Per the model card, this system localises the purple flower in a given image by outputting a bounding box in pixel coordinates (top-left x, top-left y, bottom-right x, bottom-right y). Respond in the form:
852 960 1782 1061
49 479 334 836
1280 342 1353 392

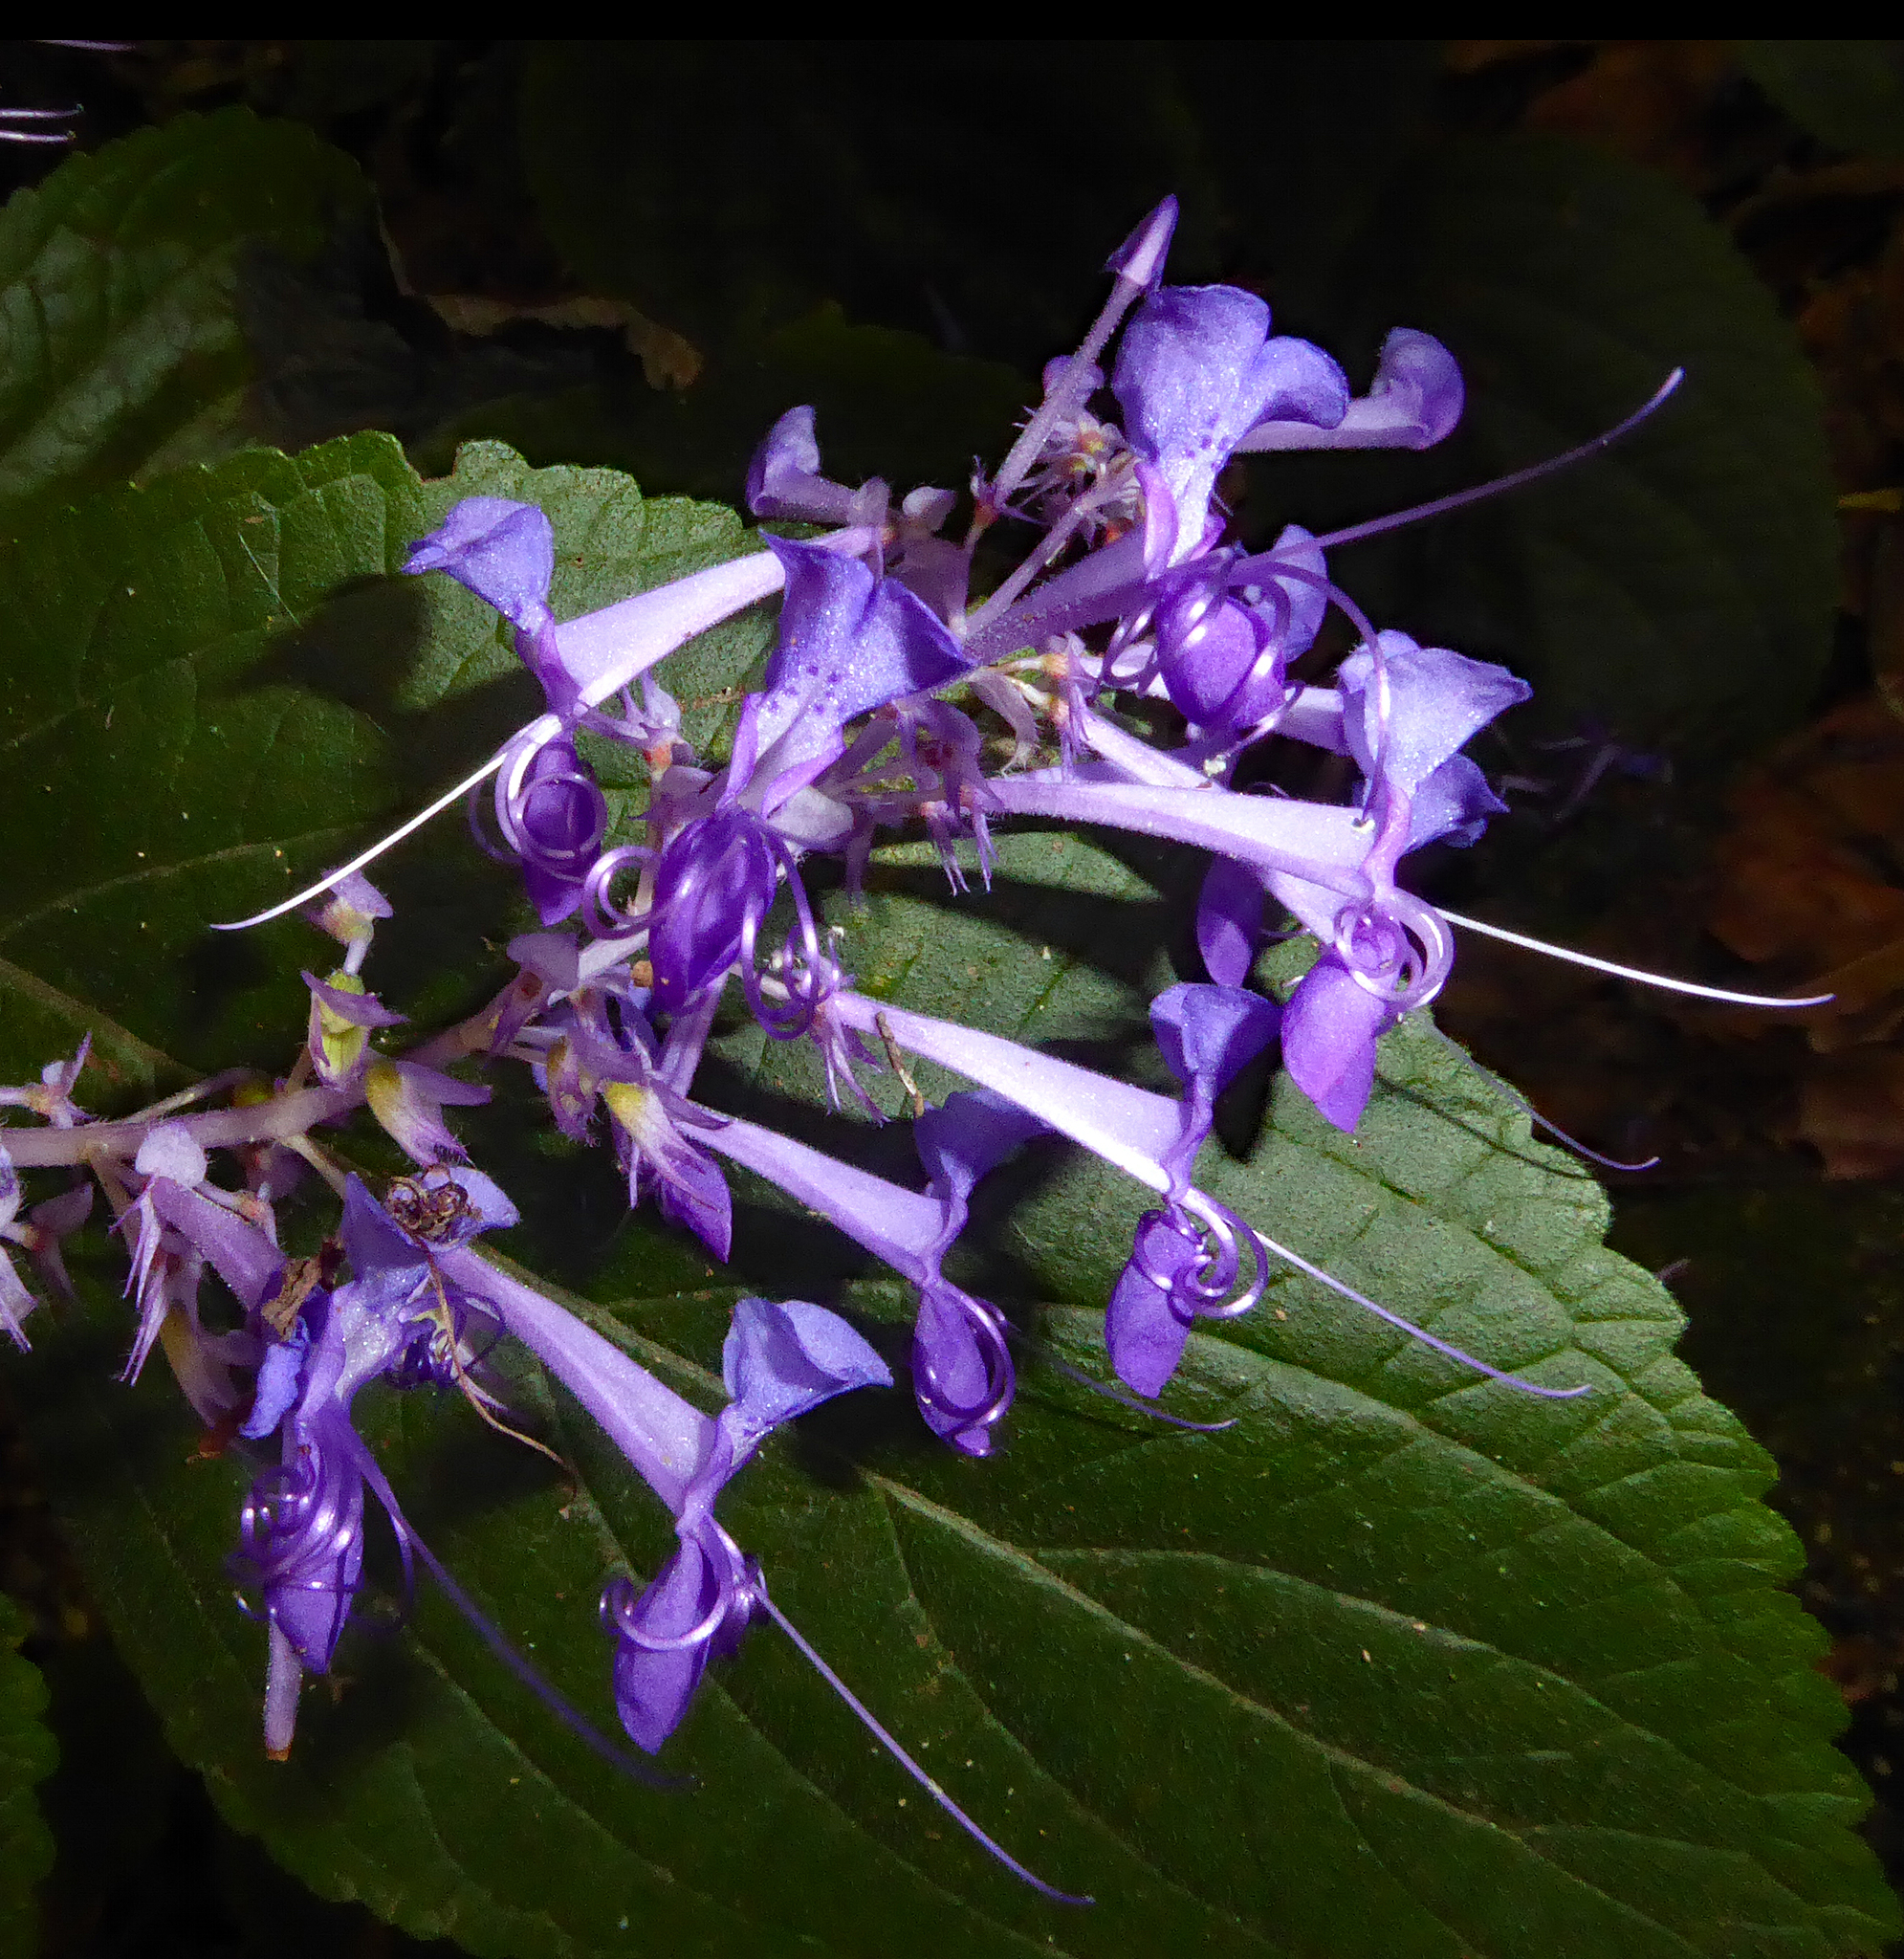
746 406 887 529
599 1068 733 1265
362 1058 491 1166
1111 285 1348 562
0 1146 93 1349
601 1296 889 1750
404 496 556 634
1267 634 1527 1134
302 969 405 1086
691 1093 1037 1454
1153 525 1326 733
0 1035 91 1128
1104 984 1279 1397
234 1167 522 1754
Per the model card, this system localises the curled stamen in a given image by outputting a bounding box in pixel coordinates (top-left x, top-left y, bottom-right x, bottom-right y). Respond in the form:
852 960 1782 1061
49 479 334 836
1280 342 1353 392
1170 1193 1266 1320
914 1289 1016 1435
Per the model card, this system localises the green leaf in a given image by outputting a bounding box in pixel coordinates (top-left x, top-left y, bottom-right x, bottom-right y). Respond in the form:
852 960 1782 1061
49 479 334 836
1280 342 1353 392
1257 135 1838 767
2 450 1890 1953
0 433 765 1096
0 107 373 539
0 1595 55 1958
1736 41 1904 160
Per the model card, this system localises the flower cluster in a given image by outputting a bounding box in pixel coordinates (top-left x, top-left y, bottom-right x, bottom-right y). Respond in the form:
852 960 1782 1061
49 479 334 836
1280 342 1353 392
0 197 1817 1900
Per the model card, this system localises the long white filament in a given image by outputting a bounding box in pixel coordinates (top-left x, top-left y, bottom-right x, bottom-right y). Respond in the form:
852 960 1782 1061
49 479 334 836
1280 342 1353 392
210 743 526 932
1442 909 1833 1008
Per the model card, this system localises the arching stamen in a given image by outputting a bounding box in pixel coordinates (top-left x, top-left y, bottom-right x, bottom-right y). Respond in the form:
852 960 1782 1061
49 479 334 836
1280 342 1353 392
1439 910 1835 1008
1311 369 1685 552
1417 1022 1659 1173
1248 1221 1591 1399
1021 1338 1237 1433
751 1580 1093 1905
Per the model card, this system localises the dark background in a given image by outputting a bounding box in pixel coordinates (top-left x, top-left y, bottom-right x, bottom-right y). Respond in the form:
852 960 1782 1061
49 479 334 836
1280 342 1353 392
4 38 1904 1956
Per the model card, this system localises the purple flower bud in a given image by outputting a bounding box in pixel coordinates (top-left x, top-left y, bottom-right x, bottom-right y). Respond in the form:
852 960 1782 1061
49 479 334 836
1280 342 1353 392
646 809 782 1014
1105 193 1179 290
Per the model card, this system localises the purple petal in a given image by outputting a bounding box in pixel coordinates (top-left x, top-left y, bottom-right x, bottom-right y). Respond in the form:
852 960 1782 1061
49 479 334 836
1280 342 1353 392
1240 327 1463 453
910 1288 1001 1457
755 539 970 773
1112 286 1347 558
912 1090 1048 1203
1149 983 1280 1101
1280 955 1393 1133
242 1337 308 1440
649 1133 733 1264
1409 754 1509 850
1105 1214 1200 1398
608 1538 719 1752
134 1120 206 1185
404 497 556 630
827 994 1181 1198
745 406 858 524
301 973 406 1029
1196 856 1267 987
721 1296 892 1439
149 1180 280 1310
1338 632 1530 801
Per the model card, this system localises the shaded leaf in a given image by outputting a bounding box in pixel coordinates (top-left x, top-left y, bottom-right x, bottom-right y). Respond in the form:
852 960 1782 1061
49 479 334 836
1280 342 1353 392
1737 42 1904 161
0 107 370 538
0 433 765 1097
0 1595 55 1958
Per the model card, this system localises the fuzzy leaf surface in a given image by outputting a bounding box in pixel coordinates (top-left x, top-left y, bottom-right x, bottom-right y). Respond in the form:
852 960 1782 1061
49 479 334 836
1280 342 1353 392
0 108 372 539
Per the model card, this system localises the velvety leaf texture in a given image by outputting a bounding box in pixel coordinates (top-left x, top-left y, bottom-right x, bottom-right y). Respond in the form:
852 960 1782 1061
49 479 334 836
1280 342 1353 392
0 447 1893 1956
0 1596 55 1958
0 107 368 539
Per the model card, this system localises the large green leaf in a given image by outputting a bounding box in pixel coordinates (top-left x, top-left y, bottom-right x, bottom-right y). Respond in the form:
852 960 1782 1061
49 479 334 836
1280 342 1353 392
0 108 371 540
1 448 1892 1955
0 1595 55 1958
